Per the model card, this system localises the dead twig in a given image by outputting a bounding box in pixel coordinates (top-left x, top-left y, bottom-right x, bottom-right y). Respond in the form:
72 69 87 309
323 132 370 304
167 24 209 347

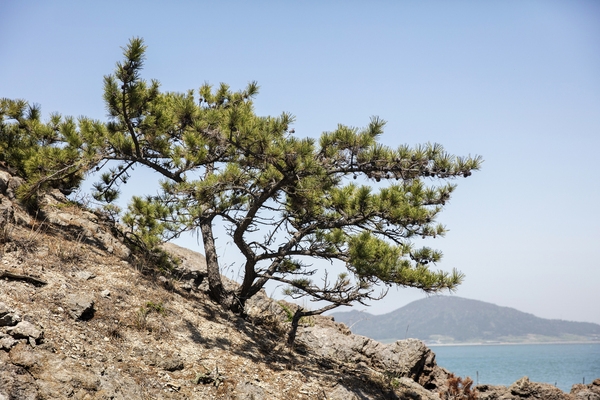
0 270 47 286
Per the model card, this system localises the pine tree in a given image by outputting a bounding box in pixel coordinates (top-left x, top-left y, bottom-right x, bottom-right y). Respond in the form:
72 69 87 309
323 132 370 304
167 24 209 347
0 98 100 204
87 38 482 345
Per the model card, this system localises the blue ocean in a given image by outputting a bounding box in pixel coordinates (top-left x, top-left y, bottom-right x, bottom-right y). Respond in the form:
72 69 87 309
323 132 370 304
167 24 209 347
429 343 600 393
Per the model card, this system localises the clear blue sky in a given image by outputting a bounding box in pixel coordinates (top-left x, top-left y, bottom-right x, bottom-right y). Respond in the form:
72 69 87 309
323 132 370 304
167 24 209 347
2 1 599 324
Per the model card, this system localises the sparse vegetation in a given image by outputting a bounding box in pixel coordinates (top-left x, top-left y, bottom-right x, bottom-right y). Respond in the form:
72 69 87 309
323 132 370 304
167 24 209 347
47 232 86 264
439 374 478 400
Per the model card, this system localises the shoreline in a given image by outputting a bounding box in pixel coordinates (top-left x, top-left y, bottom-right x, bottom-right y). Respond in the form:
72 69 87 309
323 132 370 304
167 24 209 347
427 340 600 347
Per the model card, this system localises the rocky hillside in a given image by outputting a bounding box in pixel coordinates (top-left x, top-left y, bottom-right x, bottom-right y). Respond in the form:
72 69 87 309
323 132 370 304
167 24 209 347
1 166 599 399
331 296 600 344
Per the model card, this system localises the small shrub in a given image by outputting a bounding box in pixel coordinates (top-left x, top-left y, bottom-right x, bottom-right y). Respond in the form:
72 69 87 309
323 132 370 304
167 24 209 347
134 301 167 331
439 373 478 400
108 327 123 341
144 301 166 315
277 302 315 326
278 302 294 322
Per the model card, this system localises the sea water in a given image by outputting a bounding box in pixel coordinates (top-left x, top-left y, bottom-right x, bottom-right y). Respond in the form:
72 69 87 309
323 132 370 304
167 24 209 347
429 343 600 393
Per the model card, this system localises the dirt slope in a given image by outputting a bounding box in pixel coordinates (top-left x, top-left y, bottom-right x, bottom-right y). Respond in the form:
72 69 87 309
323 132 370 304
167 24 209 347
2 167 597 400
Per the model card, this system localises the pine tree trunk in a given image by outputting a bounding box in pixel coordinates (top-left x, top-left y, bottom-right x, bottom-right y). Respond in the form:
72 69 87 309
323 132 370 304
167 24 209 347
200 220 245 314
287 308 304 348
200 220 226 304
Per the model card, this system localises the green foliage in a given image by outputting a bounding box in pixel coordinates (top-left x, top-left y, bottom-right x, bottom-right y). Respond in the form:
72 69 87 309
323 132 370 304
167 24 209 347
0 98 99 205
144 301 166 315
278 302 295 322
87 38 482 316
134 301 167 331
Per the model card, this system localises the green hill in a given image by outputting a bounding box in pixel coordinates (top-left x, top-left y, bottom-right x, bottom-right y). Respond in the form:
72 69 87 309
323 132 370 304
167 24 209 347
330 296 600 344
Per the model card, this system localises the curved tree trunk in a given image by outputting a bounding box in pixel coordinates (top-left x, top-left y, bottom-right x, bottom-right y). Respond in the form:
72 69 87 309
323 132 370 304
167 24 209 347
287 308 305 348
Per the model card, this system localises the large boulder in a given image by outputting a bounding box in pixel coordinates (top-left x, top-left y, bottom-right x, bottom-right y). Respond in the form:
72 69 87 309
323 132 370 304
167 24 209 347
296 324 434 381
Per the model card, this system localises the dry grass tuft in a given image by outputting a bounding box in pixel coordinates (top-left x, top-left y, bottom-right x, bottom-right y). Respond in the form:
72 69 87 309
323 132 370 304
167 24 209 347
440 373 478 400
127 300 172 339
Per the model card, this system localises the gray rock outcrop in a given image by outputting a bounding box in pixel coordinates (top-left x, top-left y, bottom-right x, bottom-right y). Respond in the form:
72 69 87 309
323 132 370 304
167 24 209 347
297 326 433 381
476 376 578 400
66 293 95 320
0 170 31 227
571 379 600 400
1 342 143 400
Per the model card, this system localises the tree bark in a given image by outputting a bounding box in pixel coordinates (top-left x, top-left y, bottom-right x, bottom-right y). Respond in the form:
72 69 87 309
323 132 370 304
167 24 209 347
287 308 305 348
199 220 225 304
200 220 245 314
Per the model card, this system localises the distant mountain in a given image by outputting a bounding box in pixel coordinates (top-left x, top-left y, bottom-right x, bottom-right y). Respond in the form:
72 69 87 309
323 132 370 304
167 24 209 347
330 296 600 344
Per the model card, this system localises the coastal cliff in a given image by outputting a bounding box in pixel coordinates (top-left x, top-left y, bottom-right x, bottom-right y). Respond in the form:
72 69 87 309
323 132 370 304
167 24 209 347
1 167 597 399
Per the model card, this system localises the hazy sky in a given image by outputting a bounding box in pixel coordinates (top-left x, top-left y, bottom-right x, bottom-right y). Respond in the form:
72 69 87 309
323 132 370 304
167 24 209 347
2 1 599 324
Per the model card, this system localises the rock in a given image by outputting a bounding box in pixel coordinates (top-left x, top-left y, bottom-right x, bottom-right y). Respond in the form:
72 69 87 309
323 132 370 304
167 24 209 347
234 381 266 400
6 321 43 343
95 367 146 399
0 302 21 327
510 376 570 399
8 342 41 368
393 377 440 400
0 200 15 232
158 355 184 371
66 294 95 320
0 170 24 200
160 241 207 285
38 189 130 259
0 170 10 195
100 289 110 298
419 360 452 392
0 169 31 227
571 378 600 399
75 271 95 280
149 353 184 371
477 376 573 400
157 275 172 289
476 383 509 399
0 334 17 351
0 357 39 400
572 389 600 400
246 293 299 327
11 347 104 399
327 384 361 400
181 279 194 291
296 325 432 381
